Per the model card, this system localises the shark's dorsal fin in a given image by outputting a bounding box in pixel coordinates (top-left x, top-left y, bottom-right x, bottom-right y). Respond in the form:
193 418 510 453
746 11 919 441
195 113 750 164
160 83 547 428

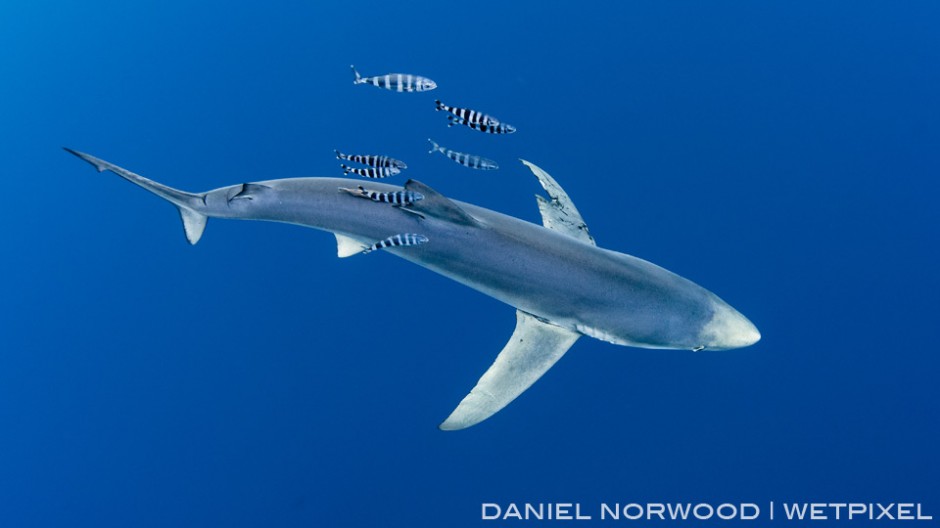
404 179 480 227
520 160 596 246
439 310 580 431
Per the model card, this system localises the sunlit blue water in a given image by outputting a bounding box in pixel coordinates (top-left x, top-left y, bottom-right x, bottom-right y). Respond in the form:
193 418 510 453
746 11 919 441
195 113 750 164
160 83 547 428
1 1 938 526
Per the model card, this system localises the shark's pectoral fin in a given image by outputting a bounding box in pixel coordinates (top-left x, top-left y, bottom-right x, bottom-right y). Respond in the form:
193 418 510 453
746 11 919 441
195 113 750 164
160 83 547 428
520 160 596 246
440 311 580 431
404 179 480 227
440 164 590 430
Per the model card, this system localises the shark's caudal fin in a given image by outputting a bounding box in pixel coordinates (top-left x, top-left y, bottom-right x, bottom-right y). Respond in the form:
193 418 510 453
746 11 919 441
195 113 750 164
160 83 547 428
178 208 208 245
63 148 208 245
440 311 580 430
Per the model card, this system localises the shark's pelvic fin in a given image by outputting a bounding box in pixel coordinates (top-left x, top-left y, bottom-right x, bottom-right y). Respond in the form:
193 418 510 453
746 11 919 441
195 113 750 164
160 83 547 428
64 148 208 245
439 310 580 431
335 232 428 256
334 233 370 258
404 179 480 227
520 159 596 246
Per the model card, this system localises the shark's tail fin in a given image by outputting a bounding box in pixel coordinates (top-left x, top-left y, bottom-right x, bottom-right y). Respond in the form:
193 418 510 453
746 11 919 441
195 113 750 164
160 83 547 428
350 65 362 84
427 138 443 154
63 148 209 245
177 208 208 245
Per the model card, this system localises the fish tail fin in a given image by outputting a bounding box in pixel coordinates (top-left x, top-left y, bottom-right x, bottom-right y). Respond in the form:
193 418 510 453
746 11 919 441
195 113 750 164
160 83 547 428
340 163 352 175
63 148 209 245
435 99 445 111
337 186 364 197
334 149 343 160
350 65 362 83
427 138 442 154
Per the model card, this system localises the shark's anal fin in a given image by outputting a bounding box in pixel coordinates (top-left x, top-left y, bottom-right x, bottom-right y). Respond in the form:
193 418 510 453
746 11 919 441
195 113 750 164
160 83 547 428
439 311 580 431
520 159 596 246
404 179 480 227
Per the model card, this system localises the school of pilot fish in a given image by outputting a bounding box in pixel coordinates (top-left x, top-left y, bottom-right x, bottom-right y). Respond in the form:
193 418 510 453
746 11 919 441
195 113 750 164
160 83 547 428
334 64 516 250
338 65 509 180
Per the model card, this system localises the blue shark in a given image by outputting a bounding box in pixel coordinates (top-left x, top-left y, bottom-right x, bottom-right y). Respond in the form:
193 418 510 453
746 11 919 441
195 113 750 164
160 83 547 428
65 148 760 430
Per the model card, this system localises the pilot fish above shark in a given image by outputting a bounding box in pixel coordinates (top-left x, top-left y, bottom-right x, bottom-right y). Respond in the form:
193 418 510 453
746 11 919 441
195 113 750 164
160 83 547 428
64 148 760 430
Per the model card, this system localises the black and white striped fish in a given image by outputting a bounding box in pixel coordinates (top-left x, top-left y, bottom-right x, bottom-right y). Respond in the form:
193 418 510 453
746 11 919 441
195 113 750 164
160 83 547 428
340 186 425 206
335 150 407 169
435 100 517 134
351 65 437 92
363 233 429 254
341 164 401 179
428 139 499 170
435 100 500 125
447 117 517 134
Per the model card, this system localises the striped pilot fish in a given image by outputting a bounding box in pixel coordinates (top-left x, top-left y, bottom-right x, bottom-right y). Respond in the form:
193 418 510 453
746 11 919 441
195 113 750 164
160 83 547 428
363 233 429 254
341 164 401 179
428 139 499 170
351 65 437 92
335 150 407 169
339 185 425 206
457 120 517 134
435 100 517 134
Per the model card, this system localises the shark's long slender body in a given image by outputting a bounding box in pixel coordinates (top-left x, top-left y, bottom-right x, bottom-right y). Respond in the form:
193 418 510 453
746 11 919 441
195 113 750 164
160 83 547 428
65 149 760 430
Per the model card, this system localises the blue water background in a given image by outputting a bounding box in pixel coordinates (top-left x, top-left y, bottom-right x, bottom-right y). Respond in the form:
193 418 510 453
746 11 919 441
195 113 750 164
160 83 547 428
1 1 938 526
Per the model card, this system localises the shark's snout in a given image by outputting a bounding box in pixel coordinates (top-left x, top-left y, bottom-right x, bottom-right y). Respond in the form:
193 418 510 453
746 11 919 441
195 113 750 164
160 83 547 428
699 299 761 350
723 313 761 349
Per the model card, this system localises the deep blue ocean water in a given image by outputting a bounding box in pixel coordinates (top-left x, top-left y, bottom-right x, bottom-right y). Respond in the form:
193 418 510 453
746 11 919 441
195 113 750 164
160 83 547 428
1 1 938 526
